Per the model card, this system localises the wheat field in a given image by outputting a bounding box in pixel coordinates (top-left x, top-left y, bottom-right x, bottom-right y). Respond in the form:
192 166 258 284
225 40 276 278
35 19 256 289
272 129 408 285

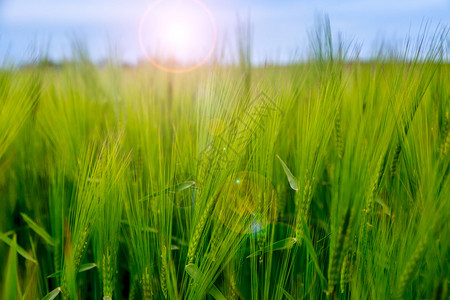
0 23 449 299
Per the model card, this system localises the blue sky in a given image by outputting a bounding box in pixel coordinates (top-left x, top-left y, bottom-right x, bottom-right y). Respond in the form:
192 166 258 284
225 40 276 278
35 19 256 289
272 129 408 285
0 0 449 65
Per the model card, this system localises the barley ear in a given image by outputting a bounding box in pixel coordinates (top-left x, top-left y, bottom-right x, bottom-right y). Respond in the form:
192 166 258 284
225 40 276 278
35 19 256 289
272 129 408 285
160 246 168 299
334 108 344 159
141 266 153 300
397 234 429 298
187 198 214 264
390 143 402 178
295 176 313 244
440 111 449 157
340 250 352 293
327 207 352 294
101 246 114 299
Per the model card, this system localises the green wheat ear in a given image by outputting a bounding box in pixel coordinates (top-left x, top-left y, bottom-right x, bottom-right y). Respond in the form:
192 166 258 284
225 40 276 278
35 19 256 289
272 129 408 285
187 198 215 265
294 176 313 244
397 234 429 299
334 108 344 159
390 143 402 178
340 250 352 293
160 246 168 299
141 266 153 300
327 207 352 295
365 156 385 215
440 111 450 157
101 246 115 298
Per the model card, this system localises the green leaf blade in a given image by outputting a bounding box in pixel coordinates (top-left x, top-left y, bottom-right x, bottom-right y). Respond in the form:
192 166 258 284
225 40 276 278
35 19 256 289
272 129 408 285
185 264 227 300
276 155 298 191
21 213 55 246
41 287 61 300
0 232 37 264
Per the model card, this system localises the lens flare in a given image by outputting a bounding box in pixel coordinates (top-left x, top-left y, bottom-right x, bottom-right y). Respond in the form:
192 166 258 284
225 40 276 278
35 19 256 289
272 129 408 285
166 22 192 49
138 0 217 73
215 171 277 235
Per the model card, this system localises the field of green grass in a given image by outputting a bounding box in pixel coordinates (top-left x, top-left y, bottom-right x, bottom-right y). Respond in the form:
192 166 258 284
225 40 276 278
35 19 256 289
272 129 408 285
0 25 449 299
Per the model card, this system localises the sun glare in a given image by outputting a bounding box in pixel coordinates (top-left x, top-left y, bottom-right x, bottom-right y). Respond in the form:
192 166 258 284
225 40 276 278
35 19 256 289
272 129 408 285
165 21 192 50
139 0 217 73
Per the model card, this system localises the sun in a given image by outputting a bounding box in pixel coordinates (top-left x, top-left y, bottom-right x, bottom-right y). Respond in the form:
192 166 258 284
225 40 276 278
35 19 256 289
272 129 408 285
138 0 217 73
165 21 193 50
